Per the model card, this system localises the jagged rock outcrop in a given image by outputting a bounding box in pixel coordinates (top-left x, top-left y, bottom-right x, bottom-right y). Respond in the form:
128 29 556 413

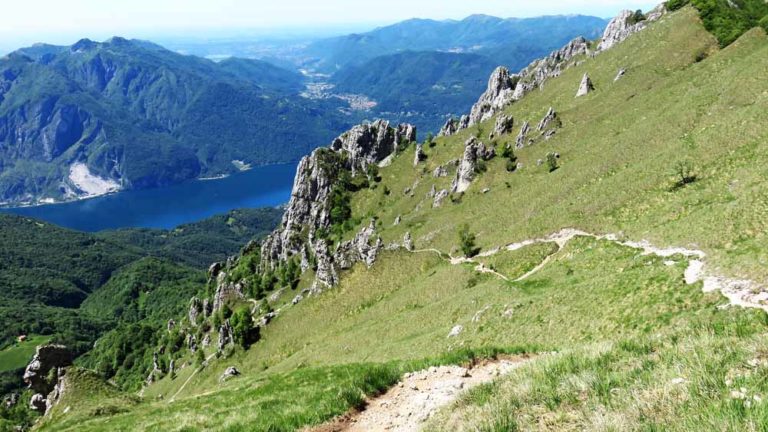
217 320 234 352
516 121 531 149
433 165 449 178
537 108 559 132
23 344 72 414
257 121 415 292
188 297 202 326
438 115 469 137
451 138 496 193
576 73 594 97
23 345 72 394
261 121 415 269
311 239 338 292
212 273 245 313
597 6 666 52
413 143 426 166
433 189 449 208
468 67 519 126
489 114 514 139
403 232 414 251
187 334 198 353
334 219 383 270
515 36 590 101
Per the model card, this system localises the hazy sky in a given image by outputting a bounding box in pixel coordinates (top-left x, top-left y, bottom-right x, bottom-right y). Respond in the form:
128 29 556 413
0 0 658 50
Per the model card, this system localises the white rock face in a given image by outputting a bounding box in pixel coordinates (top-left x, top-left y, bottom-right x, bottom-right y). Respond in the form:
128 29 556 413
576 73 594 97
68 163 120 197
468 66 518 126
598 10 646 51
451 137 496 194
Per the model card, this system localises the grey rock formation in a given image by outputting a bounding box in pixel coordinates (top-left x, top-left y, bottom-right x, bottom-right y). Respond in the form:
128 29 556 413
23 345 72 394
576 73 594 97
537 108 559 132
167 319 176 332
427 184 437 198
516 121 531 149
413 143 426 166
403 232 414 252
451 137 496 193
489 114 514 139
220 367 240 381
447 325 463 338
30 393 47 413
217 320 234 352
202 334 211 348
433 189 449 208
597 8 662 51
394 215 401 226
188 297 202 327
261 121 415 284
311 240 338 292
292 294 303 305
438 115 470 137
433 165 449 178
514 36 590 101
212 273 245 313
335 219 382 270
614 68 627 82
187 334 198 353
468 67 518 126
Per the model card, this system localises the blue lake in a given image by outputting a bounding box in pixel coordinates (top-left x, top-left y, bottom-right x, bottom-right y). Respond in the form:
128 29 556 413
0 163 297 232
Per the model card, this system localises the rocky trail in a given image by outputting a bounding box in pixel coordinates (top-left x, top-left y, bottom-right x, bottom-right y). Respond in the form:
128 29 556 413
415 228 768 313
309 356 532 432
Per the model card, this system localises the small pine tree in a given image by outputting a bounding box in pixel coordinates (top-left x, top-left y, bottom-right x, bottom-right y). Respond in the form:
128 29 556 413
458 224 479 258
546 152 559 172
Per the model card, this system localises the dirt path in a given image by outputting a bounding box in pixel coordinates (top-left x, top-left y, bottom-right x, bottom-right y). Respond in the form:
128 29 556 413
309 356 531 432
415 228 768 313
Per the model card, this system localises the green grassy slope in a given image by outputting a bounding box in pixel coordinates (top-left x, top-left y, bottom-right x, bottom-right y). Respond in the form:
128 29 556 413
0 336 50 373
34 7 768 432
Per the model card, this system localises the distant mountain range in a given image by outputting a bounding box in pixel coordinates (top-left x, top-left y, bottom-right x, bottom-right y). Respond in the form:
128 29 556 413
301 14 608 73
0 14 609 205
0 37 347 205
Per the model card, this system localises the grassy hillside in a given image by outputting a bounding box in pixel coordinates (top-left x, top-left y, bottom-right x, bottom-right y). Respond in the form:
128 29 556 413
32 6 768 432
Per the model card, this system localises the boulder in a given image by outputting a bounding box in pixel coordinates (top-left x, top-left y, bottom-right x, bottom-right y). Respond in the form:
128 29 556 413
220 367 240 382
30 393 47 413
447 325 463 338
576 73 594 97
614 68 627 82
167 319 176 332
394 215 401 226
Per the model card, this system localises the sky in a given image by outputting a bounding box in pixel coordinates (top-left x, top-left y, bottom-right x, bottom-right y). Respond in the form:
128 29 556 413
0 0 659 51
